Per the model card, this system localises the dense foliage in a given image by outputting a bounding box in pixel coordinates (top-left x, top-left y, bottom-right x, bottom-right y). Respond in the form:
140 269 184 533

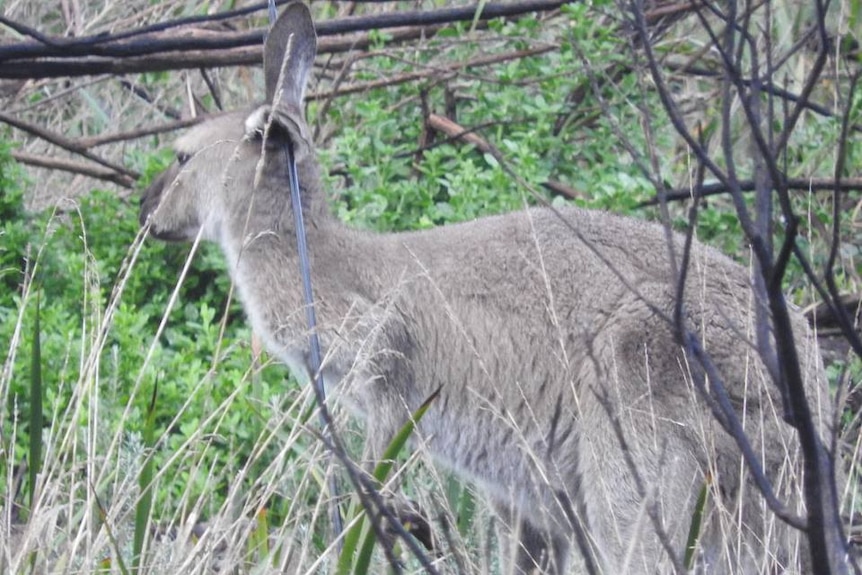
0 146 305 521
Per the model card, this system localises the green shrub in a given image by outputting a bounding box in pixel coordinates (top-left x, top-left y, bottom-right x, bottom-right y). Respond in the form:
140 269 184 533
0 149 304 524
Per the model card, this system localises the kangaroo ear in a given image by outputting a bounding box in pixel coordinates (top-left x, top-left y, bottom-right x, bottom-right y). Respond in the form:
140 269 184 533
263 2 316 117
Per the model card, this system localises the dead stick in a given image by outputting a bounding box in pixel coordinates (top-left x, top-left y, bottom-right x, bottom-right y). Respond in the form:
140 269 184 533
0 111 138 178
0 0 570 62
427 113 493 153
0 24 449 79
639 177 862 205
12 151 135 188
307 45 556 100
78 116 205 148
427 113 582 200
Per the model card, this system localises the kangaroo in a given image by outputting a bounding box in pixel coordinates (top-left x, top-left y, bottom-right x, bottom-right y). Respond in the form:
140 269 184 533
139 3 836 573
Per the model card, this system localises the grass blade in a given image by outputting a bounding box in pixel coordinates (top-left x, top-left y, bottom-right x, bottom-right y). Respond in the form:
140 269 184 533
684 472 710 568
28 291 42 510
249 507 270 564
133 379 158 573
91 481 130 575
341 387 440 575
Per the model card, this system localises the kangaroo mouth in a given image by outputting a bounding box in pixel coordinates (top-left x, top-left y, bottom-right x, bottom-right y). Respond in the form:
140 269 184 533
139 166 192 242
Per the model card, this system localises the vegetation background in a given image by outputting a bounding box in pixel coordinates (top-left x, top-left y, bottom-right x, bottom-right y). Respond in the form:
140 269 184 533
0 0 859 572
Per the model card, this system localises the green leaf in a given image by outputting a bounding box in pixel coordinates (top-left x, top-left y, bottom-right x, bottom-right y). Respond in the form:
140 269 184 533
336 387 440 574
684 473 710 568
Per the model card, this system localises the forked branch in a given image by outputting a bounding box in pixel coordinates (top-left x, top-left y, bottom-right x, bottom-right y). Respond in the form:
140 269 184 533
630 0 855 570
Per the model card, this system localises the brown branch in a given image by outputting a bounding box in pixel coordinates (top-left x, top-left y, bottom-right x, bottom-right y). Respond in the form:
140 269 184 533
663 60 859 130
0 25 458 79
638 177 862 206
0 0 573 79
0 47 256 80
0 111 138 179
427 113 493 153
3 111 200 187
644 1 698 20
541 180 584 201
77 116 205 148
307 44 556 100
426 113 584 201
11 151 135 188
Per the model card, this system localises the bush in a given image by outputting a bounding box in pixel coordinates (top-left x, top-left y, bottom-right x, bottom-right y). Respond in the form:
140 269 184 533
0 147 304 525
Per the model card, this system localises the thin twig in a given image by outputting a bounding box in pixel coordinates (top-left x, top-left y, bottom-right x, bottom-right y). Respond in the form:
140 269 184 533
822 70 862 360
425 113 583 200
629 0 810 531
10 151 135 188
638 177 862 206
0 110 138 179
0 0 572 66
78 116 205 148
306 45 556 101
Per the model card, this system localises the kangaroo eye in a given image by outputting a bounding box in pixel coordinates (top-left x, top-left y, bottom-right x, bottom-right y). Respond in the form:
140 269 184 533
176 152 191 166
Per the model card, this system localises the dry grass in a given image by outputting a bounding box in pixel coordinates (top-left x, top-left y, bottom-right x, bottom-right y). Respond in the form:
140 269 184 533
1 0 859 573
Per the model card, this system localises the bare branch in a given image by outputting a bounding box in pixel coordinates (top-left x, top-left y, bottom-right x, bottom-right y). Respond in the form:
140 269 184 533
307 45 558 101
77 116 205 148
0 0 573 79
0 110 138 179
11 151 135 188
821 71 862 360
638 177 862 206
425 113 583 201
629 0 854 570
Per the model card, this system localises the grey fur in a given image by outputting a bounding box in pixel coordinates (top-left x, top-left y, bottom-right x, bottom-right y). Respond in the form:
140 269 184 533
139 3 834 573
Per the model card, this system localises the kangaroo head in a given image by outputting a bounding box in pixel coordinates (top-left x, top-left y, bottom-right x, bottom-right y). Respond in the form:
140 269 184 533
139 2 319 243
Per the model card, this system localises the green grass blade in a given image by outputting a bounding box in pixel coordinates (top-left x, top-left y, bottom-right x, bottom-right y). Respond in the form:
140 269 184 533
349 387 441 574
249 507 270 563
335 500 366 575
91 481 130 575
684 473 710 569
455 482 475 536
373 387 440 484
133 379 158 573
350 516 377 575
28 291 42 510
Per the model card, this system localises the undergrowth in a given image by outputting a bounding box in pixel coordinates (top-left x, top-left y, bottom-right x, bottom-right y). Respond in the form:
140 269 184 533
0 2 859 573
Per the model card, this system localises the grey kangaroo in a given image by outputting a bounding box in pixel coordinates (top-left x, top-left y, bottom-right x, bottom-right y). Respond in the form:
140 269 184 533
139 3 836 573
